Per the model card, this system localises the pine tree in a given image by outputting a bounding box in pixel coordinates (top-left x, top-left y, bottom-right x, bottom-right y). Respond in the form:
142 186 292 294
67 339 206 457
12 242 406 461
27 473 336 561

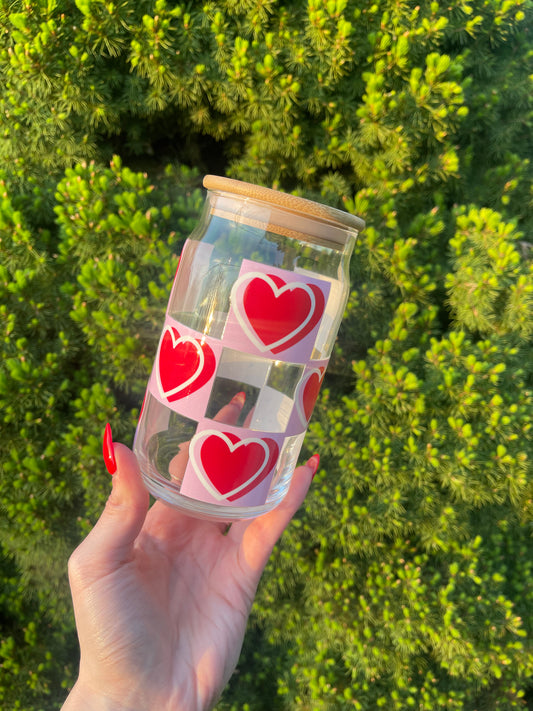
0 0 531 708
0 160 203 708
248 207 532 709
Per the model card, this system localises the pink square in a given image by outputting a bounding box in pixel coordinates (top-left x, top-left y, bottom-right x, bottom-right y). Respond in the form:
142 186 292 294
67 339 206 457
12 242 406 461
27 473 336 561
180 419 285 507
223 260 331 363
148 317 222 422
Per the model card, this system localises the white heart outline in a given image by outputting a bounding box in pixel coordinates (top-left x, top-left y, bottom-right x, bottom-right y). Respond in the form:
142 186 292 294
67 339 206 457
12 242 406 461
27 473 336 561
230 271 318 353
295 367 325 428
189 429 271 501
156 325 206 401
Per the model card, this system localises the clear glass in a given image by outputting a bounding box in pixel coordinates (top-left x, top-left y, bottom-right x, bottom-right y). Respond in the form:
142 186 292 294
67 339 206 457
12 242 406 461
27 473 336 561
169 197 352 356
133 185 360 521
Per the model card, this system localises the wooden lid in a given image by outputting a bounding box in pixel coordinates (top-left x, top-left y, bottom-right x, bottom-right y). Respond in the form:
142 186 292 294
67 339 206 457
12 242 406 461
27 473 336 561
203 175 365 240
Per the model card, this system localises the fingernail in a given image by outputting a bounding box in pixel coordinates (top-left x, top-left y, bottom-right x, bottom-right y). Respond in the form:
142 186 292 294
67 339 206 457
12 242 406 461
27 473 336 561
231 391 246 407
103 423 117 475
307 453 320 479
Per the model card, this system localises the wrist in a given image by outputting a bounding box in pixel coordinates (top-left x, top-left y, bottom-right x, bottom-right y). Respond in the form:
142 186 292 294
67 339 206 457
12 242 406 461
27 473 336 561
61 680 209 711
61 681 143 711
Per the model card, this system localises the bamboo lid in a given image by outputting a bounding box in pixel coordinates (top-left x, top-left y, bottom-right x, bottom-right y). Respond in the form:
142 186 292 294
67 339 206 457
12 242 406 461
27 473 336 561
203 175 365 245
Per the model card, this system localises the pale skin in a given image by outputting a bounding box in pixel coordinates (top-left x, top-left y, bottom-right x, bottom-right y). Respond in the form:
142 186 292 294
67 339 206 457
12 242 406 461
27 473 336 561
63 394 318 711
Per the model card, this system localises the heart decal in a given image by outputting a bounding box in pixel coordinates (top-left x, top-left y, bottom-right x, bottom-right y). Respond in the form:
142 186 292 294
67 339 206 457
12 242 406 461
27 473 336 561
231 272 325 354
295 367 325 427
156 325 216 402
190 430 279 501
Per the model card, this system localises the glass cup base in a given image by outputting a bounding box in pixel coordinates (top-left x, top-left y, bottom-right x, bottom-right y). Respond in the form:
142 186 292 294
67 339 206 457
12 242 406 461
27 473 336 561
136 448 287 522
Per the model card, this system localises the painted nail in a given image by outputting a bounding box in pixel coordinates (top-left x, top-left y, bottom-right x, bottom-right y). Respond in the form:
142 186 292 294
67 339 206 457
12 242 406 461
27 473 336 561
103 423 117 475
307 453 320 479
231 391 246 408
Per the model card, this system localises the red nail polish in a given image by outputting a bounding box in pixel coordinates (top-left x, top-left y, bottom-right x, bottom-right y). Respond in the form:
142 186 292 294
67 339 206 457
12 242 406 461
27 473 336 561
103 423 117 475
307 453 320 478
231 391 246 407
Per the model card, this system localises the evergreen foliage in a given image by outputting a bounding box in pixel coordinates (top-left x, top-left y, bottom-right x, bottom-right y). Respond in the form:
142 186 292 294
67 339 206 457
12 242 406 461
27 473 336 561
0 0 531 708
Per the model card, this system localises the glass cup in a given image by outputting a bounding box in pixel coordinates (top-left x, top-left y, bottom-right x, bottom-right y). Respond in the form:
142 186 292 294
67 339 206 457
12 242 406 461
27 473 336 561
133 175 364 521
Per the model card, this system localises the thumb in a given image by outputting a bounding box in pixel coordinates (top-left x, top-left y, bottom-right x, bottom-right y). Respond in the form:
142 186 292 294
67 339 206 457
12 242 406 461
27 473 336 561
69 426 150 588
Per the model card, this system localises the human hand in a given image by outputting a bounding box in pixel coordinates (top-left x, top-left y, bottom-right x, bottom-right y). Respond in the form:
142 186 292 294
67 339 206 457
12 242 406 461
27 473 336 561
62 395 319 711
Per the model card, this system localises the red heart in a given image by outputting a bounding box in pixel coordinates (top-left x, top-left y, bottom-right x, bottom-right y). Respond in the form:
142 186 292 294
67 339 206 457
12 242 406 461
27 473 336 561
157 326 216 402
193 431 279 501
296 367 325 427
303 369 325 421
240 274 325 354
